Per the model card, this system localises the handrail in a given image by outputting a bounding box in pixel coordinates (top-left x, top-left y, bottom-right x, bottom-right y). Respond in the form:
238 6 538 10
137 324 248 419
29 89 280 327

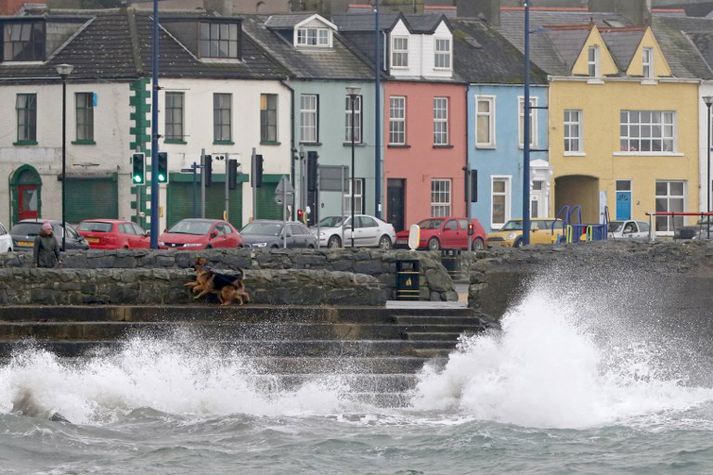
644 211 713 242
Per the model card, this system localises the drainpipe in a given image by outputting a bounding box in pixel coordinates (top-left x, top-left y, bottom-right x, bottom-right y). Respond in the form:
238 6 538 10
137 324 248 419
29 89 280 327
465 84 472 251
281 79 296 220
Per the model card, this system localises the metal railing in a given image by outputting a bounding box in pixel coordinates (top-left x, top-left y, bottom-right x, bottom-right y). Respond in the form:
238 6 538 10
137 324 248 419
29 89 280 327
644 211 713 242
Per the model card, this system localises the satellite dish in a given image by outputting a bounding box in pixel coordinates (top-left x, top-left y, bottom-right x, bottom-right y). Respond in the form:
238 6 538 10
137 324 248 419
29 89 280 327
408 224 420 251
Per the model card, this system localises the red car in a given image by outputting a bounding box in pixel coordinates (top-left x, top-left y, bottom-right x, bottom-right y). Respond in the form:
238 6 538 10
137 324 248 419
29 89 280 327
77 219 150 249
158 218 242 249
395 217 487 250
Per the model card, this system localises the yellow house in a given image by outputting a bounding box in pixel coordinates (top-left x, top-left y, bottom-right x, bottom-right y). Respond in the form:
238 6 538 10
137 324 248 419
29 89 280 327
547 24 700 234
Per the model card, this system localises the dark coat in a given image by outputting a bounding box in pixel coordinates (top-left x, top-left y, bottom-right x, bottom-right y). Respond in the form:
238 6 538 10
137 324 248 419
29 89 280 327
33 234 61 268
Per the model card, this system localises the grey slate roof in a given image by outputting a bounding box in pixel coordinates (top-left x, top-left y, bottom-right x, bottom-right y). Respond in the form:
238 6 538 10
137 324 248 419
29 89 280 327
451 18 547 84
331 13 448 34
651 15 713 79
0 9 289 83
600 29 646 71
264 13 314 29
241 14 375 81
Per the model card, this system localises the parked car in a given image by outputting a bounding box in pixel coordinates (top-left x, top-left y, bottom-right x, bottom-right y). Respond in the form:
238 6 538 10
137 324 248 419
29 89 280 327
395 217 487 250
487 219 563 248
0 221 13 253
10 219 89 252
312 215 396 249
240 220 317 249
77 219 150 249
158 218 242 249
674 217 713 240
608 220 649 240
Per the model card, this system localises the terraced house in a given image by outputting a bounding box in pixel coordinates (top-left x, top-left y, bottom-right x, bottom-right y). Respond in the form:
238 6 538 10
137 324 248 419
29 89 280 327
498 4 713 234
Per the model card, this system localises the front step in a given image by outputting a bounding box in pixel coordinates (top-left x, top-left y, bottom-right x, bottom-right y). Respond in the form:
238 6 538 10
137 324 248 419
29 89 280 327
240 374 418 393
404 332 468 342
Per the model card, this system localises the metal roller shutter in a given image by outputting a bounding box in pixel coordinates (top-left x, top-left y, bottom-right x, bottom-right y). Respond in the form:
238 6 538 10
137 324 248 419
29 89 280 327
255 182 282 220
64 176 118 223
167 181 243 230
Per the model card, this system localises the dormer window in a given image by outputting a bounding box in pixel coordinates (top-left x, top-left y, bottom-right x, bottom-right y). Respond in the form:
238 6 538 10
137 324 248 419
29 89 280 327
642 47 653 79
434 38 451 69
587 45 599 77
391 36 408 68
199 22 238 59
3 21 45 62
296 27 330 47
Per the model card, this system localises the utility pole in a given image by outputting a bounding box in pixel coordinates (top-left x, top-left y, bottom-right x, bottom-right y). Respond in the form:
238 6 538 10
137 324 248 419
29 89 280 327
522 1 532 246
149 0 160 248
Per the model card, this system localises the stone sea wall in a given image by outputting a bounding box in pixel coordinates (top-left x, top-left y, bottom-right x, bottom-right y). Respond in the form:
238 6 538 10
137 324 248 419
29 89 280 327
0 249 457 305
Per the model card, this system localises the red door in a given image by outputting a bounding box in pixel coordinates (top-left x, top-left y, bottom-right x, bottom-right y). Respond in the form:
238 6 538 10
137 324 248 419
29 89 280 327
18 185 39 220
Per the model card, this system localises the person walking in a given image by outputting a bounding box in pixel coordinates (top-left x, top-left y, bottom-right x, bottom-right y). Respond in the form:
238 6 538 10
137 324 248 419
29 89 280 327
33 222 61 268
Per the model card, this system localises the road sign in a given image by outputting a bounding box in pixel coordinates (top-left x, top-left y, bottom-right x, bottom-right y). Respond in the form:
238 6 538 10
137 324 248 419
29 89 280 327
274 176 295 206
319 165 349 192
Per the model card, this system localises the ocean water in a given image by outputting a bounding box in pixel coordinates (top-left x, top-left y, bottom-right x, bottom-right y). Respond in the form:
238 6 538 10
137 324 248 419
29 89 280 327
3 278 713 474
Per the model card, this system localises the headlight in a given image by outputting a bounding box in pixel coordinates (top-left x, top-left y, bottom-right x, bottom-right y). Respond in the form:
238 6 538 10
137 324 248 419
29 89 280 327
506 232 518 240
183 243 203 247
252 242 267 248
319 232 326 238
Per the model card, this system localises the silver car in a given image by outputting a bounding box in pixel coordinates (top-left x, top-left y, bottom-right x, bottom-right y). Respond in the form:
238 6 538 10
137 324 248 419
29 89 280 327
312 215 395 249
240 220 317 249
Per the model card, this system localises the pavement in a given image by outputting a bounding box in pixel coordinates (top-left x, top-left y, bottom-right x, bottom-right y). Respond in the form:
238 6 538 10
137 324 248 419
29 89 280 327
386 283 469 309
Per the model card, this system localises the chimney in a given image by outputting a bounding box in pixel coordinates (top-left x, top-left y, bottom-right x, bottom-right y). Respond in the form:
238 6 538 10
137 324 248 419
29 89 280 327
588 0 651 26
458 0 500 25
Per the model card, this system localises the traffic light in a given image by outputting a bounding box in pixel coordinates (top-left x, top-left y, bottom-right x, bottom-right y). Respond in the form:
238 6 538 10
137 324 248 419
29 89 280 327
131 153 145 185
307 151 318 192
157 152 168 184
204 154 212 187
254 154 264 188
228 159 239 190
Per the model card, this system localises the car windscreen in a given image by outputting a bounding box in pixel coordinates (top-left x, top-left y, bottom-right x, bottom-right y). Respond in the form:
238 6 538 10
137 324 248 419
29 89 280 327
168 220 213 235
10 223 42 236
318 216 346 227
500 221 523 231
417 219 444 230
608 222 624 232
78 222 113 232
241 223 282 236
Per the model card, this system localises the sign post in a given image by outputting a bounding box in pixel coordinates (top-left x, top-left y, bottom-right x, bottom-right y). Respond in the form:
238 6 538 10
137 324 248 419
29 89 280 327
275 176 295 249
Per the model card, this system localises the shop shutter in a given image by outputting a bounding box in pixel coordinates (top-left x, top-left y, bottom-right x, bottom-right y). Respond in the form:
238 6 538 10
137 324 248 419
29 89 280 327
255 182 283 220
64 176 118 223
167 181 243 230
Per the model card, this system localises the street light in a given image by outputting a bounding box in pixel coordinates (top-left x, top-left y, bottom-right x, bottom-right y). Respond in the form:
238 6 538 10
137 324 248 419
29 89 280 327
346 86 361 248
704 95 713 238
56 63 74 251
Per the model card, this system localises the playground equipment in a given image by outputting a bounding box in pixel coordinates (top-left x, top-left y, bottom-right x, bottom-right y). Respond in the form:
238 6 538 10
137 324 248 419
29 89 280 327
553 205 609 244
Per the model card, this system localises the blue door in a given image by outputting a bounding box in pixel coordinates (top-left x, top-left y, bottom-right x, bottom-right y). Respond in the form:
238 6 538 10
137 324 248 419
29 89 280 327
616 191 631 220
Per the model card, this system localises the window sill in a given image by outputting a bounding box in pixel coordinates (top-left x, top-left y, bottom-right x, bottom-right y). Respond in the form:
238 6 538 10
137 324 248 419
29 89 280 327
71 139 96 145
13 140 37 146
517 145 538 150
613 152 683 157
342 142 366 147
213 140 235 145
164 139 187 145
587 78 604 85
641 79 657 85
433 144 454 149
476 144 496 150
299 141 322 146
564 152 586 157
260 140 281 146
388 144 411 149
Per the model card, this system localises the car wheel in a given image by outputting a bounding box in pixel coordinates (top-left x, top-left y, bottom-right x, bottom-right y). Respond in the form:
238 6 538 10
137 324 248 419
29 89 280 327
428 237 440 251
206 245 213 249
378 235 393 250
327 235 342 248
514 238 524 248
472 237 485 250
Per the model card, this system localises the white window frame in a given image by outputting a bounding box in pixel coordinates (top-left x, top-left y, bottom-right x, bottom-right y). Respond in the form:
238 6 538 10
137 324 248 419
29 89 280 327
433 97 449 146
431 179 452 217
344 94 362 143
475 95 495 148
296 27 331 47
588 45 600 77
389 96 406 145
434 38 451 70
299 94 318 143
518 96 537 149
655 180 685 234
642 47 653 79
619 110 676 154
564 109 583 154
491 176 511 229
391 36 409 68
343 178 365 214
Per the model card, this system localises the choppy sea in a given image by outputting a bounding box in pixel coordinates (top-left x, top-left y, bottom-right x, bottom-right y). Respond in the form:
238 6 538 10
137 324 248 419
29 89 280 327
3 276 713 474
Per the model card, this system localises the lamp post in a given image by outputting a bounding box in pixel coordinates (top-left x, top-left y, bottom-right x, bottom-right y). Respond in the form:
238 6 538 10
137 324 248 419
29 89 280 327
704 95 713 239
522 1 531 246
56 63 74 251
347 86 361 248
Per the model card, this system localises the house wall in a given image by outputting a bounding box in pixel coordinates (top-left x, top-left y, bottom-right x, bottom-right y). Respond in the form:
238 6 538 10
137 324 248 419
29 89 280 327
549 79 700 229
0 81 133 227
467 84 549 231
290 79 376 220
384 80 467 229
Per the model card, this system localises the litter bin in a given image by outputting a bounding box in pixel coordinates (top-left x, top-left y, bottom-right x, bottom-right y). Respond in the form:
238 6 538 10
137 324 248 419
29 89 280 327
440 249 461 275
395 259 420 300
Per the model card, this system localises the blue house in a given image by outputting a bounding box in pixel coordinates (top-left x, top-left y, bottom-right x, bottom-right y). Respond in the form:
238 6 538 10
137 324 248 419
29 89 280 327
452 19 549 231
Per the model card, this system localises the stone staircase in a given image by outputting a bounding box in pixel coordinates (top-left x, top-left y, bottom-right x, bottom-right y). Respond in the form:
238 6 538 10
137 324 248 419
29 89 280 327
0 305 497 407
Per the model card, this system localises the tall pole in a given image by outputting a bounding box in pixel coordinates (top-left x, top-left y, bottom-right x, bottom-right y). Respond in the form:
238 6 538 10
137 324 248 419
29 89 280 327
224 155 230 222
705 98 713 238
149 0 160 248
351 94 356 248
61 76 67 251
522 1 531 246
374 0 382 219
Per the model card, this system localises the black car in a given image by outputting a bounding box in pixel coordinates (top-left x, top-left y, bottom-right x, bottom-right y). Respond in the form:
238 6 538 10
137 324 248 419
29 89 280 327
674 217 713 240
240 220 317 249
10 220 90 252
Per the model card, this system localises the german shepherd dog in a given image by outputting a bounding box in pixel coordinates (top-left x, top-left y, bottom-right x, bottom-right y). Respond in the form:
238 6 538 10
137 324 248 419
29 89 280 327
185 257 250 305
